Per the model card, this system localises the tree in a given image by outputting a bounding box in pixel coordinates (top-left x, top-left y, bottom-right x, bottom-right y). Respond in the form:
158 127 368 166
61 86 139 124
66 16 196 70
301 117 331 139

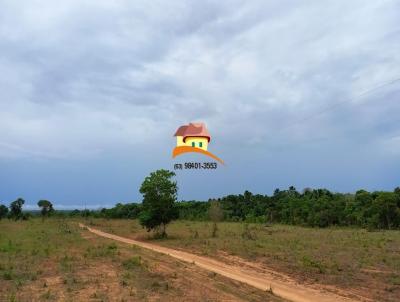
37 200 54 218
354 190 373 226
369 192 400 229
208 200 224 237
0 204 8 220
9 198 25 220
139 169 178 237
102 203 142 219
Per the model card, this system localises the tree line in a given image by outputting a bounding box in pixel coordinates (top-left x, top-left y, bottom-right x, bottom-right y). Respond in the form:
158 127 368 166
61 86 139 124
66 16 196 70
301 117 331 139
213 187 400 229
0 198 54 220
1 171 399 230
174 186 400 229
66 185 400 230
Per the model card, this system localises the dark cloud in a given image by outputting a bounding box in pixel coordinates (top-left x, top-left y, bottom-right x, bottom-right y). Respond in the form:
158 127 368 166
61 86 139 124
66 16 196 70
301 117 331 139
0 0 399 205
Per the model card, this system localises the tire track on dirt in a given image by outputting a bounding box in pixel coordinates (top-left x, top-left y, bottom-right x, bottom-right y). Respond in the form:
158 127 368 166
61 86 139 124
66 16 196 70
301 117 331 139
79 223 363 302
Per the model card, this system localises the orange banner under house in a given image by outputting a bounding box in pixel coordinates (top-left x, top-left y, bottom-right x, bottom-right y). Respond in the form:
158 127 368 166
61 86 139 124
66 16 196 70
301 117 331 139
172 146 224 165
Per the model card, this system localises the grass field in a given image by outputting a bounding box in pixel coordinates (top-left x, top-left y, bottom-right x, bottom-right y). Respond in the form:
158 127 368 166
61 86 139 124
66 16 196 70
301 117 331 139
90 219 400 302
0 218 283 302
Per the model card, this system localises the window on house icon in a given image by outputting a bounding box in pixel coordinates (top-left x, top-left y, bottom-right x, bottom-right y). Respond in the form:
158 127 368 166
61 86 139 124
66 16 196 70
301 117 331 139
191 142 195 147
199 142 203 148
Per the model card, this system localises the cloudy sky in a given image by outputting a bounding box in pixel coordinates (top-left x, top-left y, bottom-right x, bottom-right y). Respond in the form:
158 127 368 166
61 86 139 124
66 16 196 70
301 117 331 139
0 0 399 209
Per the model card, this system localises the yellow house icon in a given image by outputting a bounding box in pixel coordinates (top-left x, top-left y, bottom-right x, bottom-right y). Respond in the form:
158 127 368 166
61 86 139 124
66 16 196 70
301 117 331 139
174 122 211 151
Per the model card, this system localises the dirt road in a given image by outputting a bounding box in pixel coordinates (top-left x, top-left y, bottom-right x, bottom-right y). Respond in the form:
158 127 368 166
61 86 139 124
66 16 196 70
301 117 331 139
80 224 363 302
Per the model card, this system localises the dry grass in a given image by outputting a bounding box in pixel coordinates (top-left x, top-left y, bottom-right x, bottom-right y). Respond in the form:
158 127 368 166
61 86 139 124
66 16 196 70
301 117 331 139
0 218 283 302
91 219 400 302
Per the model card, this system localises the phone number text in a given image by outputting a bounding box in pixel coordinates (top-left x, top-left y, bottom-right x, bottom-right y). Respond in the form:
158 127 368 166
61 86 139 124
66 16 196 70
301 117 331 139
174 162 218 170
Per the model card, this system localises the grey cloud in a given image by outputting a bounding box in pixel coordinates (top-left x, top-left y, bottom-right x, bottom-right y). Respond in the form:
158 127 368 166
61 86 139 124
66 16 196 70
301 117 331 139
0 0 399 161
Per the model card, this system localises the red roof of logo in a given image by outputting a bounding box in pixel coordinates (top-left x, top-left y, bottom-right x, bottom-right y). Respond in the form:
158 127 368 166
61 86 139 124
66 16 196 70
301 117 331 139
174 123 211 142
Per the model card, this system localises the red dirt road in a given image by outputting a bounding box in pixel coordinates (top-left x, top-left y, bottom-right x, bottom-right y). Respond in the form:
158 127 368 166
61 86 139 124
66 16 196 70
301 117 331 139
80 224 364 302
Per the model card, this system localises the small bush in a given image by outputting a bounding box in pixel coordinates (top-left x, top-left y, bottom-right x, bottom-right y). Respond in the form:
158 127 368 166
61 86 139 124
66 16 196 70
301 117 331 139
85 244 118 258
241 224 257 240
301 256 326 273
107 243 118 250
3 271 13 280
123 256 142 269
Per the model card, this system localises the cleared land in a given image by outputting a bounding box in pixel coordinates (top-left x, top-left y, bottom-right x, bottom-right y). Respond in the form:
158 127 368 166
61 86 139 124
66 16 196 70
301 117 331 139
0 219 283 301
89 219 400 302
82 223 357 302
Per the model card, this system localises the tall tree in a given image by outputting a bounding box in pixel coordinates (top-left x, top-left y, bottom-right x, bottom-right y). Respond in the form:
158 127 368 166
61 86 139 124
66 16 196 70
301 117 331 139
37 200 54 218
139 169 178 237
369 192 400 229
9 198 25 220
0 204 8 220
